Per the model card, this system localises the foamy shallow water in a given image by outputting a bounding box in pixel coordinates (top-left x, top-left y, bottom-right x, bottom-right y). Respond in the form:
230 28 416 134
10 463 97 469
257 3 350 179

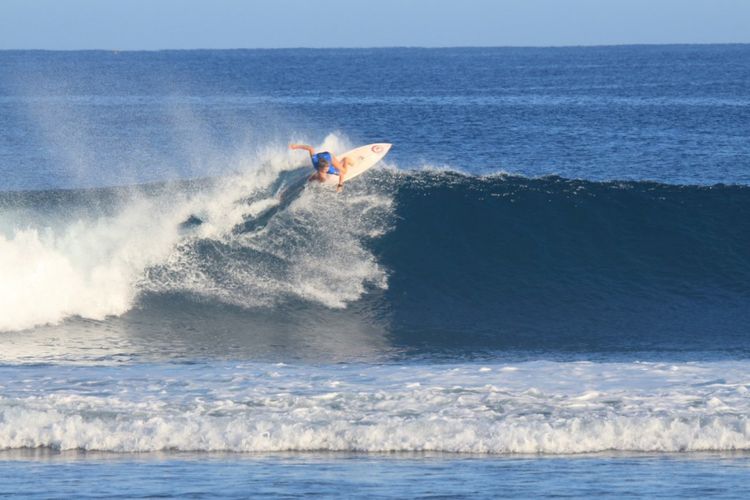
2 360 749 454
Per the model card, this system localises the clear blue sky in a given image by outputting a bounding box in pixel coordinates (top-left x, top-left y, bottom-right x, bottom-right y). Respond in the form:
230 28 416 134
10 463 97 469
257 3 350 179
1 0 749 50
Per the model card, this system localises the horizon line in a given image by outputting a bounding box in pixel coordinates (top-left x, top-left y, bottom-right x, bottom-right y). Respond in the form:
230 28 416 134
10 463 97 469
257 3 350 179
1 42 750 53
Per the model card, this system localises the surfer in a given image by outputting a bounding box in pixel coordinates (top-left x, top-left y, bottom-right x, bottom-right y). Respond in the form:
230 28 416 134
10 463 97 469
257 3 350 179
289 144 351 192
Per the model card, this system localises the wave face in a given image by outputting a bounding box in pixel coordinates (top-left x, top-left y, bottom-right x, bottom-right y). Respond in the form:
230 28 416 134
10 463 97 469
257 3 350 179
2 162 750 358
374 172 750 356
1 360 749 454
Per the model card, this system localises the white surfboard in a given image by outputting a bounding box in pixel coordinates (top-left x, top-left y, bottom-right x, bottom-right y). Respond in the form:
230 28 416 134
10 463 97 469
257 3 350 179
322 143 392 185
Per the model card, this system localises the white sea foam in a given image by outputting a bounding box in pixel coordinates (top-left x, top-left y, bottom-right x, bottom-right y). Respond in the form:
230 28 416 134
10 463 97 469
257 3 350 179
141 138 391 310
0 197 182 331
0 133 391 331
1 361 749 454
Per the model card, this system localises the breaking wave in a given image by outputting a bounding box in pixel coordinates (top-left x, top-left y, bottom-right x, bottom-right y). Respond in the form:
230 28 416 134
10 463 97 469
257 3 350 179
1 144 749 357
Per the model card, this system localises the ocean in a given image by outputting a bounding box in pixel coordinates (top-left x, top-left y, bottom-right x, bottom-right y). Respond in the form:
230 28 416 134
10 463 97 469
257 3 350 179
1 45 749 498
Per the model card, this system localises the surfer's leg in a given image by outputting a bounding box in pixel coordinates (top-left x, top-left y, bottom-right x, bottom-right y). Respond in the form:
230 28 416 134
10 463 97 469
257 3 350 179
339 157 351 174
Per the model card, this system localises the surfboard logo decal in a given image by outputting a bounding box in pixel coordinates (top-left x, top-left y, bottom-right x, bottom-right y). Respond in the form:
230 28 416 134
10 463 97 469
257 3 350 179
371 145 383 153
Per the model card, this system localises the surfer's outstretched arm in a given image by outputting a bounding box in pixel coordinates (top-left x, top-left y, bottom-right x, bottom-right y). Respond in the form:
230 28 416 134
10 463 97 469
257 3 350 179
289 144 315 157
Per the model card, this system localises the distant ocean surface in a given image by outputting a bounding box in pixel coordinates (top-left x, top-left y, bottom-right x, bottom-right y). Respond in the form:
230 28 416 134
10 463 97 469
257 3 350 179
1 46 749 498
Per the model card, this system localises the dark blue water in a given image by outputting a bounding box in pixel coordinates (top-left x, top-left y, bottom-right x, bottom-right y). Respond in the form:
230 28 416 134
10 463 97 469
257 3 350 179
1 46 750 498
2 46 749 190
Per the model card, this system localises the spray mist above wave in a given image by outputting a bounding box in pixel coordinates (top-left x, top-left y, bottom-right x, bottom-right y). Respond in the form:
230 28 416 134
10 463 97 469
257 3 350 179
0 133 393 332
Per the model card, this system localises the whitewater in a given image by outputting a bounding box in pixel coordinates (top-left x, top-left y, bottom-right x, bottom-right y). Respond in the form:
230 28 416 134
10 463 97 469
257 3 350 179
0 134 392 332
2 361 749 454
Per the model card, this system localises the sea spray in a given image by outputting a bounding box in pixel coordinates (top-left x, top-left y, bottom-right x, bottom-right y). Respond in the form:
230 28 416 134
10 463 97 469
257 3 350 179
0 134 395 331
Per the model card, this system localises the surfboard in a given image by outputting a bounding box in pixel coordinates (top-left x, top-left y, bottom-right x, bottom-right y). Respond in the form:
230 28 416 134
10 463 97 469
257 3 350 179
322 143 392 185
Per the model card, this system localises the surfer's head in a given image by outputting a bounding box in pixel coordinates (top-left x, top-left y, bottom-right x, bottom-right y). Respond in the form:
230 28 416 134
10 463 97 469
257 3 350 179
317 158 329 172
